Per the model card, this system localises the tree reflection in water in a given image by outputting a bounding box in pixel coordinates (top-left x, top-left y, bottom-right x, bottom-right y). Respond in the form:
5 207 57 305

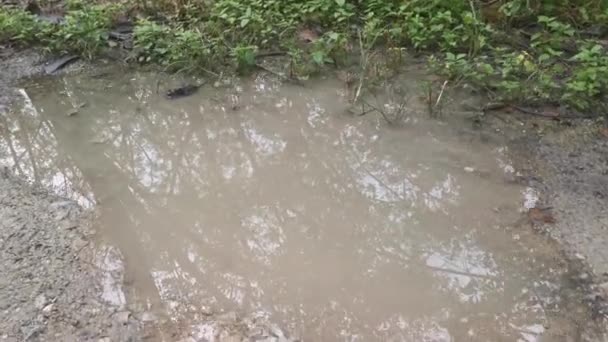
0 71 599 341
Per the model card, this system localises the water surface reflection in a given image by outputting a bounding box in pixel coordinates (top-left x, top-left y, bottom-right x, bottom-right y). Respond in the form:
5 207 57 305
0 71 594 341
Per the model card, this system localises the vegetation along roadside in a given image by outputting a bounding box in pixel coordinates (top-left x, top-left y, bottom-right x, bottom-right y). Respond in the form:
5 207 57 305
1 0 608 115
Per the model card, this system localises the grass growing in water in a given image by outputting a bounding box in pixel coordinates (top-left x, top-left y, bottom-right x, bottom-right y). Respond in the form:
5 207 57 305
1 0 608 114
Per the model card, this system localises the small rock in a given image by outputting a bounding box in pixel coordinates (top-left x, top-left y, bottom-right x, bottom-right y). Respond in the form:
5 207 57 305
50 200 73 208
23 325 44 340
248 327 267 338
220 335 243 342
176 338 196 342
123 40 133 49
60 220 78 230
67 108 79 116
34 294 47 309
269 325 286 338
141 311 157 322
599 282 608 297
71 237 88 250
114 311 130 324
200 305 213 315
464 166 475 173
217 311 238 324
98 338 111 342
258 338 278 342
42 304 54 314
54 210 70 221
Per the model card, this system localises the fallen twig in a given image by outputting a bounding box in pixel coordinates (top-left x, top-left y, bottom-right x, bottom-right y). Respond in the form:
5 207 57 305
434 80 448 108
255 63 303 85
510 105 594 119
510 105 559 118
360 98 393 124
424 264 495 279
481 102 595 119
352 29 366 105
346 105 376 116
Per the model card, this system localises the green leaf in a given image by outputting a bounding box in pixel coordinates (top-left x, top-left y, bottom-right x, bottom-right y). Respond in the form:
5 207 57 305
539 53 551 63
328 32 339 40
312 50 326 65
335 0 345 6
240 18 250 27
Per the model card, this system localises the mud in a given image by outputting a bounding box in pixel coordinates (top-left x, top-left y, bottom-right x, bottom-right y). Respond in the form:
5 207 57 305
1 47 608 341
0 51 149 341
536 126 608 277
477 111 608 278
0 170 144 341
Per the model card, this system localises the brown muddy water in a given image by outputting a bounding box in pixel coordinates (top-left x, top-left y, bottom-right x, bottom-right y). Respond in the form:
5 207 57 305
0 69 602 341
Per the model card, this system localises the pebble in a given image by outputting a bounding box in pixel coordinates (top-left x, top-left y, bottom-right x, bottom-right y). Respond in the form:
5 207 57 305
114 311 130 324
269 325 287 339
176 338 196 342
599 282 608 297
257 338 278 342
71 238 88 250
42 304 54 314
217 311 238 324
220 334 243 342
49 200 74 211
34 294 47 309
60 220 78 230
141 311 157 322
54 210 70 221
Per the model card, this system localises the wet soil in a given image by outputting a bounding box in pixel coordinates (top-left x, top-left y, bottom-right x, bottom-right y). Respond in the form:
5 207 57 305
0 170 144 341
1 48 607 341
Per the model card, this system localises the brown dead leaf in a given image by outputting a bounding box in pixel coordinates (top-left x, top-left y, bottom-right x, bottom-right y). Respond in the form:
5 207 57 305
599 127 608 139
480 1 504 24
528 207 556 224
297 28 319 43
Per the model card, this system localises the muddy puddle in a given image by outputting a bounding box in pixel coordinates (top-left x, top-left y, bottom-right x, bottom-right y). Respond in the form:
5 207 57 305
0 69 603 341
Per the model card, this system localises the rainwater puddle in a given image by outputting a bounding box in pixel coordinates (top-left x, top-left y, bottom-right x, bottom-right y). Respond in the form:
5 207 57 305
0 70 597 341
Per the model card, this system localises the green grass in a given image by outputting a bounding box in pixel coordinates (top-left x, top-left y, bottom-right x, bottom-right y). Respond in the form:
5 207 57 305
1 0 608 114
